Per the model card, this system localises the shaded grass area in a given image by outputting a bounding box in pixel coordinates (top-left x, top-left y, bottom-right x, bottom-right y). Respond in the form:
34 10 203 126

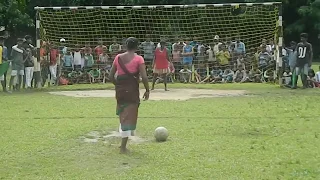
1 84 320 179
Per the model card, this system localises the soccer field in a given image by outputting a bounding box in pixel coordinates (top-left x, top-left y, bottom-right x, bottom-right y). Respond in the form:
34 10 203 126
1 83 320 180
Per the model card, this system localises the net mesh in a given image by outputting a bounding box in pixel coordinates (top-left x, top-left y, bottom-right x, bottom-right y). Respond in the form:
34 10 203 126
38 4 279 83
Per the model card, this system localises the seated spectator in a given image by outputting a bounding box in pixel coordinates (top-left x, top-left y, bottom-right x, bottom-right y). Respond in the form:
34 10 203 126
222 68 234 83
307 68 317 88
88 68 100 84
233 66 246 83
84 53 94 70
100 68 108 83
68 70 83 84
194 61 208 83
263 69 276 83
282 68 292 87
206 46 215 66
229 44 238 70
179 65 192 83
315 66 320 84
216 43 230 69
237 54 245 70
62 49 74 71
209 64 223 83
168 62 175 83
98 46 109 67
249 68 262 83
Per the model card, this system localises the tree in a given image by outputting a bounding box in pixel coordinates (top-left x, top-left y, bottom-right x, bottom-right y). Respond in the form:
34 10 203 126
0 0 33 37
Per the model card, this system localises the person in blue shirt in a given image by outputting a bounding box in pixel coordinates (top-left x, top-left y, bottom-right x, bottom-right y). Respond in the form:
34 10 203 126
63 49 74 71
0 36 8 92
182 38 194 68
235 36 246 55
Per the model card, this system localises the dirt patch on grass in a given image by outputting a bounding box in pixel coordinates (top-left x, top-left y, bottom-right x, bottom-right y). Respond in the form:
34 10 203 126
49 89 247 100
80 130 147 144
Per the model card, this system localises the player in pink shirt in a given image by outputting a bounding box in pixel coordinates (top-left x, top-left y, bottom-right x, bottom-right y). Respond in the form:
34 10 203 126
108 37 150 154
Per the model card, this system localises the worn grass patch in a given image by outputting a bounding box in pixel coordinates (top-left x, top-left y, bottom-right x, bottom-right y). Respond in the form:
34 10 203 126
0 83 320 179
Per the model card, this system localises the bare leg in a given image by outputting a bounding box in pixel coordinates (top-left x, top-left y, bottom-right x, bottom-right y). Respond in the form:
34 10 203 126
163 74 168 91
151 74 157 90
120 137 129 154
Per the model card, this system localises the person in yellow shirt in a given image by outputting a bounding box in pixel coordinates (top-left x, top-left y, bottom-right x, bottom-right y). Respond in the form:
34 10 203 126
0 36 9 92
216 43 230 69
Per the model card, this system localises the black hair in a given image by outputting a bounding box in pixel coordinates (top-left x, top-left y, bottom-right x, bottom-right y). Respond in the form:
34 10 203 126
25 35 32 40
126 37 139 51
17 38 24 42
300 33 308 39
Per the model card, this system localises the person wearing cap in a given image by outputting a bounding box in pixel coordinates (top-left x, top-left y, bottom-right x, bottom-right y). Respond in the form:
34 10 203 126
9 38 25 91
212 35 222 55
108 37 150 154
0 36 8 92
58 38 67 84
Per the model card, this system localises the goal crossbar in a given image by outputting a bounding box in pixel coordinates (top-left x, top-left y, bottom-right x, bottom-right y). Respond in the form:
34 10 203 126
34 2 282 10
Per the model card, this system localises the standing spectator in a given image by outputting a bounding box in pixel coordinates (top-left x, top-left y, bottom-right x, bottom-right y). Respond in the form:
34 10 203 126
94 38 107 60
62 49 74 71
229 44 238 70
286 41 297 73
139 34 155 66
98 46 110 68
172 36 186 52
49 43 59 85
24 48 34 89
0 36 8 92
258 45 271 72
40 41 49 87
73 45 82 71
293 33 313 89
212 35 222 56
216 44 230 69
57 38 67 83
181 38 194 68
9 38 25 91
151 40 170 91
109 36 121 60
235 36 246 55
172 37 185 68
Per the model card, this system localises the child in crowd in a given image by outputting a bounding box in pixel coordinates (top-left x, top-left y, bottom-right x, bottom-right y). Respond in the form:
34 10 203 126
282 68 292 86
249 68 262 83
179 65 192 83
233 66 246 83
216 44 230 69
168 62 175 83
62 49 74 71
209 63 223 83
264 69 276 83
229 44 238 70
194 61 208 83
307 68 316 88
237 53 245 70
88 68 100 84
109 36 121 60
315 66 320 84
24 48 34 89
258 45 271 72
221 68 234 83
73 45 82 71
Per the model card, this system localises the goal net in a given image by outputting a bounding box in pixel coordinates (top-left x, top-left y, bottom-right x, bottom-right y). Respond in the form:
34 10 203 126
35 3 281 83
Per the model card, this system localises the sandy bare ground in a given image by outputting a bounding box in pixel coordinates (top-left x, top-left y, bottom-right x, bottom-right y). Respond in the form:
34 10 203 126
49 89 247 100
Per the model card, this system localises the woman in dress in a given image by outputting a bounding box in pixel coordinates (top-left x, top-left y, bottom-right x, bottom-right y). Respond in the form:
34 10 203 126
151 40 171 91
108 37 150 154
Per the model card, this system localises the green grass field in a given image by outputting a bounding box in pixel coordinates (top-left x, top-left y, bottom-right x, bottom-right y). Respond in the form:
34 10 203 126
1 82 320 179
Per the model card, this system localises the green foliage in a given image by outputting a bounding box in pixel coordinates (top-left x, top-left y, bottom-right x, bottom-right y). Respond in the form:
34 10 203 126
0 0 33 34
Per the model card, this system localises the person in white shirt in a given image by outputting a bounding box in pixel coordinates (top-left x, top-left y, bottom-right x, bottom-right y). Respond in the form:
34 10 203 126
179 65 192 83
282 68 292 86
73 45 82 70
315 66 320 83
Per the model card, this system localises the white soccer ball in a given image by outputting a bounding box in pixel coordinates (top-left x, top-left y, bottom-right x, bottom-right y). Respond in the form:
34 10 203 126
154 127 169 142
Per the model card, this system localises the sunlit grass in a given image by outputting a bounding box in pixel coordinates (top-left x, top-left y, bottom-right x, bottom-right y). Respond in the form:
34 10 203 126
0 83 320 179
